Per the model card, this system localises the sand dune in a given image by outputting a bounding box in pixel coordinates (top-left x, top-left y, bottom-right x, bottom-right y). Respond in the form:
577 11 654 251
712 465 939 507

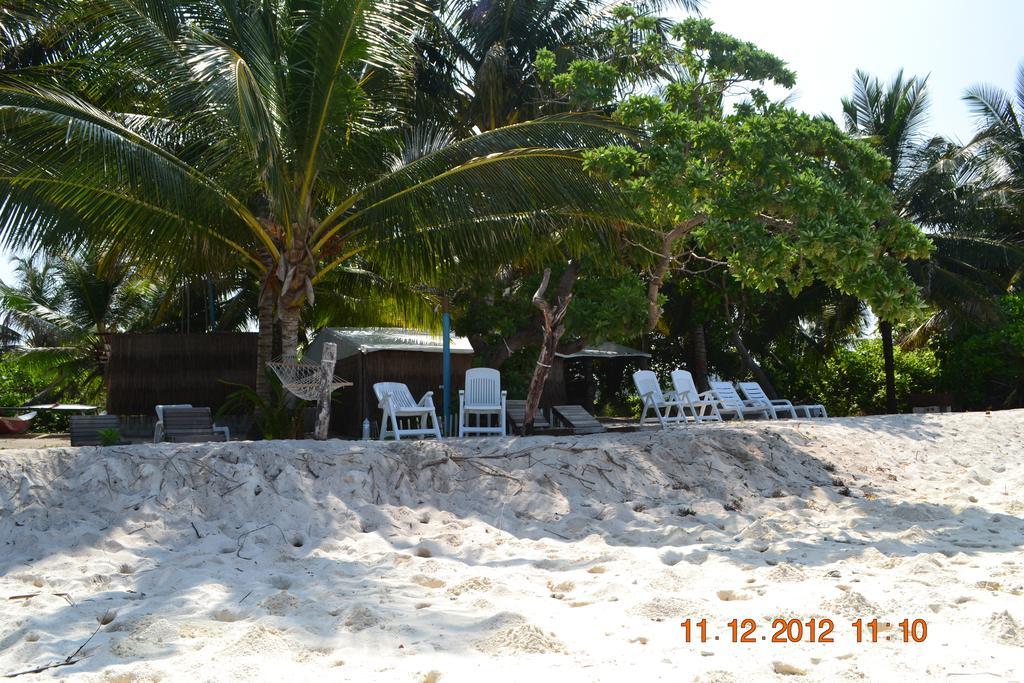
1 411 1023 681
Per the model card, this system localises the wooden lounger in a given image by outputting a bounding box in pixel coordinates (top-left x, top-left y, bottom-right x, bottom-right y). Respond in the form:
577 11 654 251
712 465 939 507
70 415 123 446
506 400 551 433
551 405 605 435
162 407 228 443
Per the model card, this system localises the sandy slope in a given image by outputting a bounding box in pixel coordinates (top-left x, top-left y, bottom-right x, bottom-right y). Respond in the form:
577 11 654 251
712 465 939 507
1 411 1022 682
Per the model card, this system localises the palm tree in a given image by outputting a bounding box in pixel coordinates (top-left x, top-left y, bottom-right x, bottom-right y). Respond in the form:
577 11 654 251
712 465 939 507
841 69 931 413
842 69 1023 412
0 250 161 402
413 0 701 135
963 62 1024 231
0 0 632 399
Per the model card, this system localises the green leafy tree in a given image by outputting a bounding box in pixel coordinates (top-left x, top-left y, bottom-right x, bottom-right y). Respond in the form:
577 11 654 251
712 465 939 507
412 0 702 135
809 339 940 416
933 293 1024 410
539 13 932 372
454 263 647 365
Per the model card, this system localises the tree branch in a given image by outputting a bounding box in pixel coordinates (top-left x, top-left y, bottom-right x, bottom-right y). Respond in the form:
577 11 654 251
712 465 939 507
645 214 708 332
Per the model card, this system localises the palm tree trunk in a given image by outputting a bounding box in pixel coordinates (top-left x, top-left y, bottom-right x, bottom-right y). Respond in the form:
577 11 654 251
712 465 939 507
278 239 310 364
688 324 709 392
280 304 301 363
880 320 898 413
256 283 275 401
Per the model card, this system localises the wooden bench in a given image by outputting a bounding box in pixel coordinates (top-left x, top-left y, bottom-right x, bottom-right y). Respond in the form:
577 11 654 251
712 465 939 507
70 415 124 446
506 400 551 434
551 405 605 435
161 407 228 443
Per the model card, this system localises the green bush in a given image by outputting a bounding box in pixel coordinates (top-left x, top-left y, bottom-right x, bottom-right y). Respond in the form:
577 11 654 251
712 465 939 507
932 293 1024 410
810 339 940 416
97 427 122 446
218 370 309 440
0 356 76 432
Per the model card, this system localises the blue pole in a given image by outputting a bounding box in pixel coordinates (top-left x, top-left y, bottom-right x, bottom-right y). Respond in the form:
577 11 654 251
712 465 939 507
442 310 451 436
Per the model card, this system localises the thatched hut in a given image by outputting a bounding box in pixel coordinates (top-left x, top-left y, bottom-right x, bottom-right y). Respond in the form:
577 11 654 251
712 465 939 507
551 342 651 412
303 327 474 437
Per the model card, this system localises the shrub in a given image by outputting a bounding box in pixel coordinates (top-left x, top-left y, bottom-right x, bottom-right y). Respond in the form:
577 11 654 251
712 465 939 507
97 427 122 446
0 356 76 432
811 339 940 415
218 370 309 440
932 293 1024 410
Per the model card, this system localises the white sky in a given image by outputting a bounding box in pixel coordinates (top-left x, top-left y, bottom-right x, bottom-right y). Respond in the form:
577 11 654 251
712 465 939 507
2 0 1021 286
700 0 1022 141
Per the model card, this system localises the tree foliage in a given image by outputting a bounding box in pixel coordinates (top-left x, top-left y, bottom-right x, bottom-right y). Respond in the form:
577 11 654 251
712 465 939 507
933 293 1024 410
538 11 932 329
0 250 160 402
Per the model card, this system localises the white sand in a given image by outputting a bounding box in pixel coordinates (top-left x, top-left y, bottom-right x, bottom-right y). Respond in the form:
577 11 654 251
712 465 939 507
1 411 1023 681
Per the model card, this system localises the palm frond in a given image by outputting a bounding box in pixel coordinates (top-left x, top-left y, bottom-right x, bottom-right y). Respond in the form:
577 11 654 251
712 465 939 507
0 78 269 265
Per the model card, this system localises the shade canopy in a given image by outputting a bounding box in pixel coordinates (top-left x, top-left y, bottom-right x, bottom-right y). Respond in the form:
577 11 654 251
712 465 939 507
304 327 474 362
555 342 651 360
25 404 99 411
2 404 97 413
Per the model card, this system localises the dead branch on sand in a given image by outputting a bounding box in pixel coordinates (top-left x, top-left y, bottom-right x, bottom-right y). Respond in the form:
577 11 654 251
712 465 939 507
4 611 115 678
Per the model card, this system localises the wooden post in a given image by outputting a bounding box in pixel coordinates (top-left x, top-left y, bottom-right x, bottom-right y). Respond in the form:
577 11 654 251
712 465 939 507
315 342 337 440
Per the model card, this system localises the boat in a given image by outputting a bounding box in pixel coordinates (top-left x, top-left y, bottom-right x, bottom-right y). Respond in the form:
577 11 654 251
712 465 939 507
0 411 37 435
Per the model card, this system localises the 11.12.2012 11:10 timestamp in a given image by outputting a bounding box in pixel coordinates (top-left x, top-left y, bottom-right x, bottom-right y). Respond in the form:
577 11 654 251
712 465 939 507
681 618 928 644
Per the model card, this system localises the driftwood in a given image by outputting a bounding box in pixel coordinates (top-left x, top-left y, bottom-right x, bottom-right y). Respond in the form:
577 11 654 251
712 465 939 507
4 611 115 678
6 592 74 606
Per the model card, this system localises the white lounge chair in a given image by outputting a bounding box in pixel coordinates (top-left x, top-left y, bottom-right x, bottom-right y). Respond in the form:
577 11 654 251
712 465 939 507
737 381 827 418
793 404 828 418
373 382 443 441
737 382 798 419
671 369 723 423
633 370 686 429
708 381 772 420
459 368 507 437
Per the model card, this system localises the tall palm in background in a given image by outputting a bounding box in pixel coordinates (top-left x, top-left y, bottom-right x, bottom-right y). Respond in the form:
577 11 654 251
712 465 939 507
842 69 931 413
0 0 632 399
842 69 1021 412
0 251 162 401
963 62 1024 234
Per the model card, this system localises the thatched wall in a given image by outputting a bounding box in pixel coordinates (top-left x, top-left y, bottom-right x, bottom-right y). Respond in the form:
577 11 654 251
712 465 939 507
106 333 257 416
331 350 474 437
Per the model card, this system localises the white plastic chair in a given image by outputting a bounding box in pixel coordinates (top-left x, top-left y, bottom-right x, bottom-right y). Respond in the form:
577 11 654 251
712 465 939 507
458 368 507 437
632 370 686 429
708 381 772 420
373 382 443 441
737 382 798 419
670 369 723 423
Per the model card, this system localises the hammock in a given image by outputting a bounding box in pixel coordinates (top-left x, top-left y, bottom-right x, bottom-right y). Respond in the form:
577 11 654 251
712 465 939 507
267 360 352 401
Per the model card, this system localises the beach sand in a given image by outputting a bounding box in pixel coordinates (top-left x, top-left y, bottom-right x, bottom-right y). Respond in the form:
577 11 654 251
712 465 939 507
1 411 1022 681
0 434 70 450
